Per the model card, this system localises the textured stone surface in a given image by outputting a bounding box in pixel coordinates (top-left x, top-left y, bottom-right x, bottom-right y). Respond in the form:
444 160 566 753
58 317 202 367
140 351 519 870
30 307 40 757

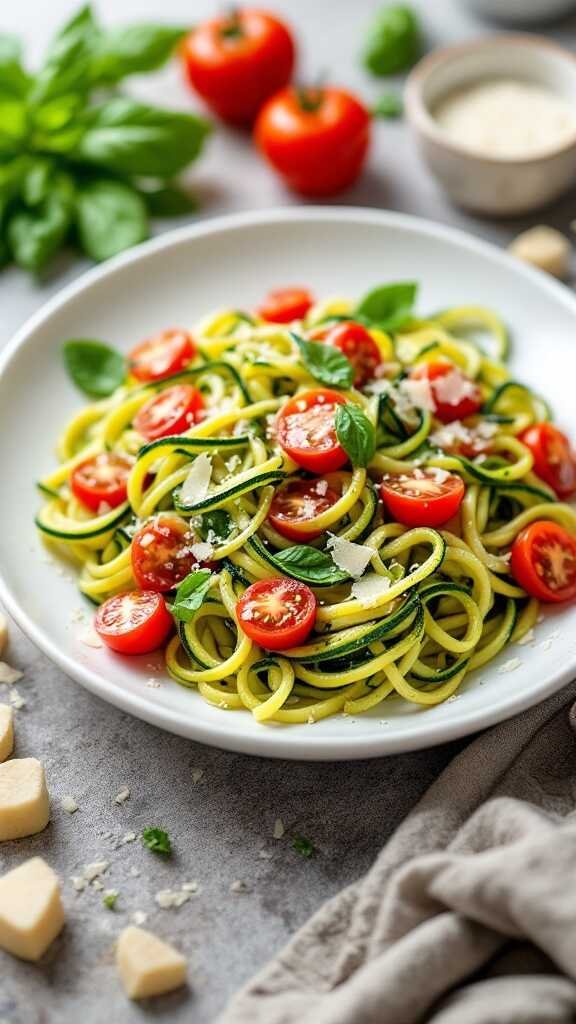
1 0 576 1019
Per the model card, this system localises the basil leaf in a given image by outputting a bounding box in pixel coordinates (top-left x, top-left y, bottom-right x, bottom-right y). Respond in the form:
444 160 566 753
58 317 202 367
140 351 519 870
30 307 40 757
0 100 27 156
0 34 31 98
355 281 417 331
32 5 100 104
8 173 74 273
373 91 403 119
21 157 53 206
143 184 197 218
199 509 232 543
75 98 211 178
363 4 420 77
335 404 376 468
291 331 353 390
76 179 148 262
170 569 212 624
91 24 188 84
63 339 126 398
273 546 349 585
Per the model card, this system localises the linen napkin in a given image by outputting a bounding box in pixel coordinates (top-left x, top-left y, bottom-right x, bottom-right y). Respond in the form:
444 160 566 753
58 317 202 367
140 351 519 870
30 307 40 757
219 679 576 1024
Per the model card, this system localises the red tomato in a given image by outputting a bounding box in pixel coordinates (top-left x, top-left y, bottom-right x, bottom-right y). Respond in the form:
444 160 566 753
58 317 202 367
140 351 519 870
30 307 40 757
255 86 371 196
257 287 314 323
519 423 576 498
95 591 173 655
380 469 465 527
134 385 204 441
132 515 211 592
181 9 295 125
511 521 576 603
237 577 316 650
71 453 133 513
277 389 348 473
268 477 340 541
128 329 196 383
318 322 381 387
411 362 482 424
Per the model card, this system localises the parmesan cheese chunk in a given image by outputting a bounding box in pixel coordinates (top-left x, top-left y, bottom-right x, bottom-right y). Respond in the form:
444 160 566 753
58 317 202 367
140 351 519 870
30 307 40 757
116 926 187 1000
509 226 571 279
351 573 392 604
0 758 50 841
0 857 64 961
327 535 376 579
0 705 14 763
180 453 212 507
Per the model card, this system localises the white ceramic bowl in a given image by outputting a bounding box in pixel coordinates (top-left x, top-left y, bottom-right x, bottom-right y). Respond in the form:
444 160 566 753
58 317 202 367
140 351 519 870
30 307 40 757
406 35 576 215
1 208 576 761
461 0 576 23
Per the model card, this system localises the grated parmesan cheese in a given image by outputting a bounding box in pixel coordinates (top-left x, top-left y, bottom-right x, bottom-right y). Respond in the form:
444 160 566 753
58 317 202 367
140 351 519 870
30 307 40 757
190 540 214 562
0 663 23 686
498 658 522 674
180 453 212 506
398 377 435 414
326 535 376 579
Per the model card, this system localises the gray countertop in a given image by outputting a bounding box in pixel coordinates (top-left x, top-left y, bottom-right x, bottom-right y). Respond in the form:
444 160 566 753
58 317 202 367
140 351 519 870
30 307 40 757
2 1 576 1021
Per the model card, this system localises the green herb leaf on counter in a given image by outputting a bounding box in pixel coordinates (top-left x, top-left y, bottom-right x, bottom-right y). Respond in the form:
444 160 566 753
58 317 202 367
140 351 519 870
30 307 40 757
373 91 403 119
292 834 315 858
355 281 417 331
102 891 119 910
272 546 349 586
170 570 213 624
63 339 126 398
362 4 420 77
142 827 172 857
291 332 354 390
76 179 148 261
335 404 376 468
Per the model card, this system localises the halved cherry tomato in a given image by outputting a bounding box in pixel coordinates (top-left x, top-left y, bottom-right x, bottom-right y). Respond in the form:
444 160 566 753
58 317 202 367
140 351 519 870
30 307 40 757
237 577 316 650
277 389 348 473
519 423 576 498
380 469 465 527
71 453 133 513
257 287 314 324
314 322 380 387
132 515 211 592
411 361 482 424
95 591 173 655
133 385 204 441
181 9 295 125
255 86 371 196
128 329 196 383
268 477 340 541
511 521 576 603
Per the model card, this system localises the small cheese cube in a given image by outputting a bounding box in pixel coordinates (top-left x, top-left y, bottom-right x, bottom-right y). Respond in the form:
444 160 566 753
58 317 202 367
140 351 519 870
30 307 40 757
0 758 50 841
509 226 571 279
0 857 64 961
116 926 187 999
0 705 14 762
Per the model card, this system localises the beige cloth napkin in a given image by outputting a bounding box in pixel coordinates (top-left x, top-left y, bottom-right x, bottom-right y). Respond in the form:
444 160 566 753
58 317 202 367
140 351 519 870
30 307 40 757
220 680 576 1024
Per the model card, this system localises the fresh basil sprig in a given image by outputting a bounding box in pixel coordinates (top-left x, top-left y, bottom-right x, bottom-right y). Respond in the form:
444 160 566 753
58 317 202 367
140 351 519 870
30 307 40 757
0 5 210 276
335 404 376 467
63 338 125 397
273 546 349 586
355 281 417 332
290 331 353 390
362 4 420 77
170 570 213 624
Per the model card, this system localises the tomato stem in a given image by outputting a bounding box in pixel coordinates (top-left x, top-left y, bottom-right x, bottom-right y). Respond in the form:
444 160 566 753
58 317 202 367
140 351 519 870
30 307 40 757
295 85 324 114
220 7 243 39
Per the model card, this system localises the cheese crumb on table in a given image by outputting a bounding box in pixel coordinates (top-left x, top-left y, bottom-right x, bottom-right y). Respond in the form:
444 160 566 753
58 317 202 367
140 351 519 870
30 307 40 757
0 705 14 763
116 926 187 999
61 796 79 814
273 817 285 839
0 663 23 686
114 787 130 805
508 226 571 279
0 758 50 841
0 857 65 961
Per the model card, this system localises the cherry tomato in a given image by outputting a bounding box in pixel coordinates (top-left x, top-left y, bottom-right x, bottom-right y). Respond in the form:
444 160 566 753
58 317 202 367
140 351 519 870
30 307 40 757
314 322 381 387
255 86 371 197
268 477 340 541
411 362 482 424
95 591 173 655
134 385 204 441
181 8 295 125
132 515 211 592
511 521 576 603
128 329 196 383
257 287 314 324
380 469 465 527
277 389 348 473
71 453 133 513
237 577 316 650
519 423 576 498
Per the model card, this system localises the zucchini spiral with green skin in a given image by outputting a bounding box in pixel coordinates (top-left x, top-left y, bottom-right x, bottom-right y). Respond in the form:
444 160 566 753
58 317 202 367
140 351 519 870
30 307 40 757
36 293 576 725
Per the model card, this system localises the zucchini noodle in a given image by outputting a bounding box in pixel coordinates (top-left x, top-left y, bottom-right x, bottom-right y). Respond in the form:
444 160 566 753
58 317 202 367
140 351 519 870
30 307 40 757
36 287 576 726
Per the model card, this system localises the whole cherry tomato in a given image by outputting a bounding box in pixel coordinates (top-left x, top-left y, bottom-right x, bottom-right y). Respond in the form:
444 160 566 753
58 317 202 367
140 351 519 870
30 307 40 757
181 8 295 125
255 86 371 196
257 287 314 323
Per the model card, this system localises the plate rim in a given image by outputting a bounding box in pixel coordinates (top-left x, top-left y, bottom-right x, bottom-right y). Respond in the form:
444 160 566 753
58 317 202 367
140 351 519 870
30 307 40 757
1 205 575 761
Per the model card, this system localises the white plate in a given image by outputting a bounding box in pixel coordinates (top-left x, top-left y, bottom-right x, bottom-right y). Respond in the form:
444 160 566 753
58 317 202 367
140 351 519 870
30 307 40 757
1 208 575 760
